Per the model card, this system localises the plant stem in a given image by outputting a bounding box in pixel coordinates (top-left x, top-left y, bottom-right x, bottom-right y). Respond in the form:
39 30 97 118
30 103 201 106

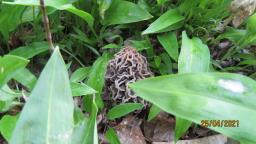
39 0 54 52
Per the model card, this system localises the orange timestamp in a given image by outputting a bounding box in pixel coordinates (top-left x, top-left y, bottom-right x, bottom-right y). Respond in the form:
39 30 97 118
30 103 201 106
200 120 239 127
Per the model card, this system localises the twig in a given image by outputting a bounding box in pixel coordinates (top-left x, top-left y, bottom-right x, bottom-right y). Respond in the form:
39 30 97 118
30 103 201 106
39 0 54 52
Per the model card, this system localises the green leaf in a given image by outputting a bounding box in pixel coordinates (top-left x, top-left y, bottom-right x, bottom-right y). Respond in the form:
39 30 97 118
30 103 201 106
175 117 192 142
0 85 20 101
0 84 21 113
157 0 167 5
13 68 37 91
147 104 161 121
178 0 200 14
71 120 88 144
175 31 211 141
73 107 86 125
216 27 246 45
70 67 91 82
0 100 20 113
71 28 95 46
157 32 179 61
65 5 94 28
158 53 173 75
73 97 98 144
239 60 256 66
86 53 112 110
107 103 143 120
0 115 19 142
130 72 256 143
10 47 74 144
103 0 153 25
0 55 29 88
9 42 49 59
98 0 112 19
102 44 121 49
247 13 256 34
71 82 97 96
105 128 121 144
0 85 21 112
3 0 94 28
4 0 72 6
0 115 19 141
130 39 152 51
142 9 184 35
0 5 26 40
178 31 210 73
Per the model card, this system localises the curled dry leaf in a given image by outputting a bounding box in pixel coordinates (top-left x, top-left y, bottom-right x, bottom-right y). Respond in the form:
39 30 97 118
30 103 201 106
144 112 175 143
104 46 153 106
114 116 146 144
230 0 256 27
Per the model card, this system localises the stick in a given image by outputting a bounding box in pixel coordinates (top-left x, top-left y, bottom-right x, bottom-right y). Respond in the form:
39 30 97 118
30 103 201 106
39 0 54 52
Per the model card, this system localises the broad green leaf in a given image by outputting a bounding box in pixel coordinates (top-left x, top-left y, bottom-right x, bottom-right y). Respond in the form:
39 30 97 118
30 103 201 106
83 98 99 144
0 85 21 112
98 0 112 19
0 101 20 113
73 107 86 125
0 115 19 142
3 0 94 28
216 27 246 45
130 39 152 51
72 97 98 144
142 9 184 35
178 0 200 14
178 31 210 73
65 5 94 28
71 28 96 46
157 32 179 61
130 72 256 143
102 43 121 49
0 5 26 40
103 0 153 25
157 0 167 5
71 82 97 96
105 128 121 144
0 3 37 39
175 31 211 141
86 53 111 110
71 120 88 144
154 56 162 68
246 13 256 34
0 85 20 101
239 14 256 47
10 47 74 144
70 67 91 82
9 42 49 59
13 68 37 91
158 53 173 75
175 117 192 142
0 55 29 88
107 103 143 120
147 104 161 121
238 59 256 66
3 0 72 6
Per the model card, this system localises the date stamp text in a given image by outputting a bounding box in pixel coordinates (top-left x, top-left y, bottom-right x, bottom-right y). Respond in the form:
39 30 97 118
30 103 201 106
200 120 239 127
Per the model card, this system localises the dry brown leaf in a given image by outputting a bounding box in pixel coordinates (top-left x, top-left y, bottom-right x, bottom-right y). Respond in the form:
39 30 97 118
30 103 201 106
231 0 256 27
114 116 146 144
153 134 227 144
144 112 175 143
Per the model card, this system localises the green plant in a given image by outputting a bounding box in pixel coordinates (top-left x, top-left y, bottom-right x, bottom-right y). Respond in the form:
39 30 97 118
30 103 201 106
0 0 256 143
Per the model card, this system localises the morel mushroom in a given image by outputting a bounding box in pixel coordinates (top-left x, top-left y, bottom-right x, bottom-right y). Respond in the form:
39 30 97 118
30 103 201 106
104 46 153 106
